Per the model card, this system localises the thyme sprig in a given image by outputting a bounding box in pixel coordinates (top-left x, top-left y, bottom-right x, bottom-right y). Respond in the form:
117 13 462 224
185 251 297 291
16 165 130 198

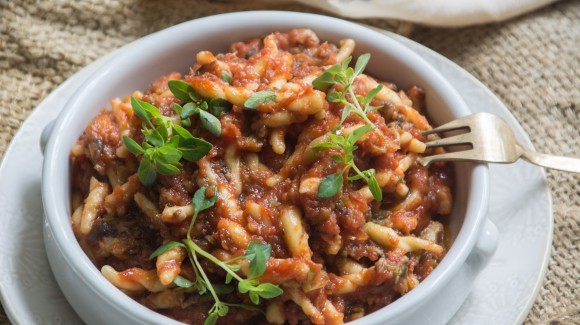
244 90 277 109
123 78 236 186
315 125 382 201
169 79 231 136
312 54 384 201
313 53 383 130
150 186 283 325
122 97 212 185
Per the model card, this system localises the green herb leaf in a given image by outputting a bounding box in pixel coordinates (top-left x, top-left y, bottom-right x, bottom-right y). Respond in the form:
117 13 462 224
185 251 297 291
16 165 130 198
168 80 194 103
181 102 199 119
172 124 194 140
149 241 184 259
209 98 232 116
192 186 218 215
190 89 203 103
166 135 180 148
137 157 157 186
173 275 194 288
137 98 162 119
157 145 182 164
122 135 144 155
238 279 253 294
326 90 343 103
350 125 374 145
146 129 165 147
204 312 218 325
244 91 276 109
197 277 208 295
317 172 343 198
225 272 233 284
312 69 337 90
344 67 355 86
173 103 183 115
354 53 371 77
156 160 180 175
238 279 259 293
243 242 271 278
367 172 382 201
138 156 157 185
199 110 222 137
338 106 353 126
314 141 340 150
254 283 283 299
130 97 159 121
131 97 149 121
221 71 233 84
341 56 353 70
331 154 344 163
217 304 229 317
155 124 169 143
249 291 260 304
225 303 264 314
180 137 213 162
364 84 383 110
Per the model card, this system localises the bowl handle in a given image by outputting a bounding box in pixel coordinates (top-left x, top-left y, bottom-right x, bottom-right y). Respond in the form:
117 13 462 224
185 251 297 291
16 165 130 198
40 120 56 156
466 218 499 274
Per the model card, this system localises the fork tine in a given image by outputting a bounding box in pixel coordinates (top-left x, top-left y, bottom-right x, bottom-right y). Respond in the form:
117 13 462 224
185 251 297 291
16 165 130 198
424 133 473 148
422 117 470 136
417 149 477 167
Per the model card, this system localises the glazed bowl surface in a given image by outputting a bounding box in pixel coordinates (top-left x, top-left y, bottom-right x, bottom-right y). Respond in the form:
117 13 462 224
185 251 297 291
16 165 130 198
41 10 496 325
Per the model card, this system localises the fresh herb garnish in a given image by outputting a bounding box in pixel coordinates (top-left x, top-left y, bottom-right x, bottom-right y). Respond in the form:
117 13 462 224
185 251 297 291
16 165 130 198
199 110 222 137
208 98 232 117
244 90 276 109
122 97 212 186
150 186 283 325
313 53 383 129
317 172 344 198
221 71 233 84
172 274 194 288
315 125 382 201
312 54 384 201
168 80 227 135
168 79 194 103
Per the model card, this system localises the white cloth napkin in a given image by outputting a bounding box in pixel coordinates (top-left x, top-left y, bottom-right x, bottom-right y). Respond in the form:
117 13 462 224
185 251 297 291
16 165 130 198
295 0 559 26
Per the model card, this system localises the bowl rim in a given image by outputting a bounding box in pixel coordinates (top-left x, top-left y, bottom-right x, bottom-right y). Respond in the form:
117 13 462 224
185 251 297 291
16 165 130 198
41 10 489 324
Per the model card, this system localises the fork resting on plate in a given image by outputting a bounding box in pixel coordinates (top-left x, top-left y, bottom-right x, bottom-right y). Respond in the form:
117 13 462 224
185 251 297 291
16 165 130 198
417 112 580 174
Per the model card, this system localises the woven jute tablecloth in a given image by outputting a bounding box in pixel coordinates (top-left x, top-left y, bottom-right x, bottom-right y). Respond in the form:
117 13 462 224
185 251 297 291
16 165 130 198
1 1 578 324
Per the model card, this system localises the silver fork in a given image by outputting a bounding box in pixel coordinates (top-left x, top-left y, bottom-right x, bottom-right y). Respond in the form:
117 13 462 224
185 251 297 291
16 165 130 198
417 112 580 173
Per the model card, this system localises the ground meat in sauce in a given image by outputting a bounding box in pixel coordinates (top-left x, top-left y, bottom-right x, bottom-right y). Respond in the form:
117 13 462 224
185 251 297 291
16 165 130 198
70 29 453 325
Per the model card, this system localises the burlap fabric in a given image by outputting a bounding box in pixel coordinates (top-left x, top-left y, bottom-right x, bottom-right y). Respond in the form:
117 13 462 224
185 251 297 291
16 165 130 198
0 0 578 324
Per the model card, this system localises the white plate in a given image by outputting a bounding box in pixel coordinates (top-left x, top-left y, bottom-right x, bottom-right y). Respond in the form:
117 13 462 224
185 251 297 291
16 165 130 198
0 30 552 325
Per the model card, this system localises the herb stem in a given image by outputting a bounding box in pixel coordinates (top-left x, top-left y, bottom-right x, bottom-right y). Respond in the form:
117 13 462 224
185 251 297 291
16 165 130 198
190 247 221 304
185 238 245 283
347 86 376 128
224 256 246 264
350 162 365 179
187 211 199 242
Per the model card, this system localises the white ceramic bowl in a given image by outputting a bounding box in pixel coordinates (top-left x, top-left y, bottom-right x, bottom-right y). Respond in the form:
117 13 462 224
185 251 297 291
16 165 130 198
41 11 497 325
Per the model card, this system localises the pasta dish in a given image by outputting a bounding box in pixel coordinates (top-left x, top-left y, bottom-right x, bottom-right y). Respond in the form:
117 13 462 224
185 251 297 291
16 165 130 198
69 29 453 325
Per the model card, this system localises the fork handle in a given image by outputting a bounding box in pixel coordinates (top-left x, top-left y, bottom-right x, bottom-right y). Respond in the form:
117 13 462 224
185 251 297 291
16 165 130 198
518 144 580 173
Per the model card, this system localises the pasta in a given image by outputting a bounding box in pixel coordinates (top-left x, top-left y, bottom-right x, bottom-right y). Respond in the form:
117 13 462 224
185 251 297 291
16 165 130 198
70 29 454 324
